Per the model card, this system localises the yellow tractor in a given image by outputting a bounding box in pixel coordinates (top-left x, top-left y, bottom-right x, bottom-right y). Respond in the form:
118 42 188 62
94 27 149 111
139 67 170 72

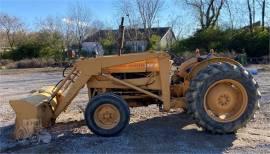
10 51 260 139
9 18 260 139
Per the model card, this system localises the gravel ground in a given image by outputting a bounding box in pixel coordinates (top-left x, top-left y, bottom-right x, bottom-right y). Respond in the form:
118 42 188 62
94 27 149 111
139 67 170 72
0 65 269 153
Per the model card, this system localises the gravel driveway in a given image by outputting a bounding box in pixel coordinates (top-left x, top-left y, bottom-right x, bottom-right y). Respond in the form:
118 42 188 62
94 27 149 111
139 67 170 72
0 66 269 153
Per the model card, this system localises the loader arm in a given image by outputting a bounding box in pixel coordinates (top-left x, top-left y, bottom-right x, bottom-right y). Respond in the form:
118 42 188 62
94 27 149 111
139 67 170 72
53 60 100 118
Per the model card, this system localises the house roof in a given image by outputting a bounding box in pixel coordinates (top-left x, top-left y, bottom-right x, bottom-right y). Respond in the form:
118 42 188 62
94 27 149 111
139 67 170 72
84 27 172 42
241 21 261 29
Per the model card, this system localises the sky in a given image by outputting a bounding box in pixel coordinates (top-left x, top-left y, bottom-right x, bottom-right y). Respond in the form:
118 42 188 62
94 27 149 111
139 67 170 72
1 0 268 37
0 0 188 28
0 0 117 27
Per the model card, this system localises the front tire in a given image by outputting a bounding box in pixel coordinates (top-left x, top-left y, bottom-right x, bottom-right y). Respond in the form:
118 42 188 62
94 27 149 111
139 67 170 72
186 62 260 133
84 93 130 137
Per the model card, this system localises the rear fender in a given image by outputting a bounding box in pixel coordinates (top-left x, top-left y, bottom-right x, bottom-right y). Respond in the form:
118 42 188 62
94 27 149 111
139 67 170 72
181 57 242 95
185 57 242 80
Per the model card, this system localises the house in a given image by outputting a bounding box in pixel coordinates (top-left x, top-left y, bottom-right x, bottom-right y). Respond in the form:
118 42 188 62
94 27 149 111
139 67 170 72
0 41 9 53
242 21 261 30
84 27 176 54
0 32 10 53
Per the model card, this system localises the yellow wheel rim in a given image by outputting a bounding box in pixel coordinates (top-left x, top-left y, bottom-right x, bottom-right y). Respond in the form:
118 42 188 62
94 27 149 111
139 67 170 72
94 104 120 129
204 79 248 123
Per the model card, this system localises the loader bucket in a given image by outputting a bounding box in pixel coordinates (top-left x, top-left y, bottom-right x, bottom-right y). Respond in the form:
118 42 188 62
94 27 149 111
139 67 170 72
9 86 58 139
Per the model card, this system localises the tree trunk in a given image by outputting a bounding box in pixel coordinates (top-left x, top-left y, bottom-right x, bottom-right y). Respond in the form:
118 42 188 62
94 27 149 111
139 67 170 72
262 0 265 29
6 30 14 49
247 0 253 32
252 0 255 24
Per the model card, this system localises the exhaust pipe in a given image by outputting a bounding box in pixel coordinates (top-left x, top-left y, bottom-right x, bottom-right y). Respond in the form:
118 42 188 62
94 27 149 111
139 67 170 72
118 17 125 56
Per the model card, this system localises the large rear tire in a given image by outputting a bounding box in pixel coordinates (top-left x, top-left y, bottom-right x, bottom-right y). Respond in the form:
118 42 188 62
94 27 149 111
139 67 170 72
84 93 130 137
186 62 260 133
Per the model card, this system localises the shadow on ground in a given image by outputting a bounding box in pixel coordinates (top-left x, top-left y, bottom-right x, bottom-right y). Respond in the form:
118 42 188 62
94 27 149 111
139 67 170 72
1 112 236 153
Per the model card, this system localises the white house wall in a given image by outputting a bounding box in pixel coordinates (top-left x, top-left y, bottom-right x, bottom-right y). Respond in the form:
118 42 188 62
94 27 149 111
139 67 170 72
160 29 176 50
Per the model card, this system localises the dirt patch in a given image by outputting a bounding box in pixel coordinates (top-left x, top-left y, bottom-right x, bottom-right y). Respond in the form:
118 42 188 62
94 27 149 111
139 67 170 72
0 65 269 153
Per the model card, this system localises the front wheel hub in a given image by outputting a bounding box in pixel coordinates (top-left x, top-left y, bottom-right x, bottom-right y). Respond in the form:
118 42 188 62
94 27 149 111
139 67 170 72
94 104 120 129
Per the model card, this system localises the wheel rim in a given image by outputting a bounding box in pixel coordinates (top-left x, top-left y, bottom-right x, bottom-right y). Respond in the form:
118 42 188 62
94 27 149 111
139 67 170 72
94 104 120 129
204 79 248 123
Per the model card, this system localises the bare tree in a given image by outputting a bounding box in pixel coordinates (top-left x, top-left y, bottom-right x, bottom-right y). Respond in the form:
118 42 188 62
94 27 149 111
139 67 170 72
184 0 225 29
0 13 24 49
117 0 138 25
68 1 92 51
261 0 266 28
116 0 138 27
61 17 76 50
116 0 164 40
116 0 142 44
167 15 184 39
92 19 104 31
135 0 164 39
247 0 254 32
224 0 235 29
37 16 63 37
257 0 267 29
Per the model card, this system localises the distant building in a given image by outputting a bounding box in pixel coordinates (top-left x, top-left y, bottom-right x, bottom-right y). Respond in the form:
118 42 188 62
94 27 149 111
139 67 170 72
242 21 261 30
0 32 10 53
84 27 176 54
81 42 104 56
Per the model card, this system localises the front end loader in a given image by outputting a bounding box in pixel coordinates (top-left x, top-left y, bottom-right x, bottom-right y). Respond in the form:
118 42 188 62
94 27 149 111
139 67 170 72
9 51 260 139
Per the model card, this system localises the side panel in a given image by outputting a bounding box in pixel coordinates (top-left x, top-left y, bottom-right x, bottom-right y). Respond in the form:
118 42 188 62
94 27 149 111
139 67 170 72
102 58 159 73
87 75 161 90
